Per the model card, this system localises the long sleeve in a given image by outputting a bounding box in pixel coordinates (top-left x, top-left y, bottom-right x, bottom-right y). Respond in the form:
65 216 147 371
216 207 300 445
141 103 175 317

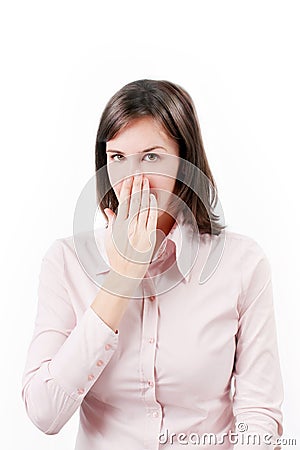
232 239 284 449
21 239 119 435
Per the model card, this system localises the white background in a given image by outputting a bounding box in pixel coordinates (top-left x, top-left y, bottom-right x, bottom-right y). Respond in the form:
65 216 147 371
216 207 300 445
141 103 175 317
1 1 299 448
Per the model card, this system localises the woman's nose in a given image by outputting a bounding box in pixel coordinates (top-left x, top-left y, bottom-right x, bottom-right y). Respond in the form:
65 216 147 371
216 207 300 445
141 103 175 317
127 154 142 176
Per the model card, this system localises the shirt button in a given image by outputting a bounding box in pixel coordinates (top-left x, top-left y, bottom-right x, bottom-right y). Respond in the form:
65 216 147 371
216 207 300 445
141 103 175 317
77 388 85 395
152 411 159 418
105 344 112 350
148 337 154 344
88 374 95 381
149 295 156 301
96 360 104 366
147 380 154 387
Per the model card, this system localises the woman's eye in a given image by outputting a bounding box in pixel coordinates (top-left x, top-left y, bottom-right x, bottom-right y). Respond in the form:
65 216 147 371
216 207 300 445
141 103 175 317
110 154 123 162
110 153 160 162
144 153 159 162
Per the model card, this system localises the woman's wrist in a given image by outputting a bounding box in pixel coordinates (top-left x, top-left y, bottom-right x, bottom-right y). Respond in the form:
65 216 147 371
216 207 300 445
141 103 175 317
102 269 143 298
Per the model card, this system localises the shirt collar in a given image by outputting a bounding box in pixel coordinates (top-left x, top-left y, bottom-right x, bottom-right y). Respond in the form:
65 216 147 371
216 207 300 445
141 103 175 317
149 211 198 283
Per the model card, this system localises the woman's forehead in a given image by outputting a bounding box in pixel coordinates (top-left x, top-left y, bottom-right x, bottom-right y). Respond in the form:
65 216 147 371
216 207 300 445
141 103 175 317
106 117 179 155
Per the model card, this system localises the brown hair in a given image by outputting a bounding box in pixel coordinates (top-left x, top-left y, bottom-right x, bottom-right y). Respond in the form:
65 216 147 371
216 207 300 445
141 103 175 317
95 79 226 235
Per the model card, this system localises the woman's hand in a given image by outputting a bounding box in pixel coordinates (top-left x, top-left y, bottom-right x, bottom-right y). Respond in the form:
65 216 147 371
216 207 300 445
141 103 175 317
104 173 158 282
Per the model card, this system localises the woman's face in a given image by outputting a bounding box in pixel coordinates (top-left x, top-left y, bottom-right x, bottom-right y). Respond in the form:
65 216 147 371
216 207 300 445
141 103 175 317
106 116 180 218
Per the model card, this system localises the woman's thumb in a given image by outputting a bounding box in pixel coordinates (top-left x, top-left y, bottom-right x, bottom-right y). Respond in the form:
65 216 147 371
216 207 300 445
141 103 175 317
104 208 116 228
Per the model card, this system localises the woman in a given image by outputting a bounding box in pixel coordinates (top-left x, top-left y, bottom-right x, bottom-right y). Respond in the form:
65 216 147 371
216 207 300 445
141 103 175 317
22 79 284 449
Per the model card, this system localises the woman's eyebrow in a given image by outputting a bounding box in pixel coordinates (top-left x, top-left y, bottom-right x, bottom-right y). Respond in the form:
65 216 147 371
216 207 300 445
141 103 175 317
106 146 168 155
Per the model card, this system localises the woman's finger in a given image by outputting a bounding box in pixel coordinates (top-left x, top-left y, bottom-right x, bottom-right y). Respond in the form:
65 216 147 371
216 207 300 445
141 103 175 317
138 176 150 228
146 194 158 235
128 174 143 223
117 176 132 221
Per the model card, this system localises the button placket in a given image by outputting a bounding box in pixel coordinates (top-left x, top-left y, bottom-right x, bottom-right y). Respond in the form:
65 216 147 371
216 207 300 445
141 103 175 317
137 278 165 449
139 281 162 427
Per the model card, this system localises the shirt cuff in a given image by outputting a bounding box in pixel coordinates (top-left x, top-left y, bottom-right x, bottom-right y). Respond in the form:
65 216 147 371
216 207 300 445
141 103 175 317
48 305 119 400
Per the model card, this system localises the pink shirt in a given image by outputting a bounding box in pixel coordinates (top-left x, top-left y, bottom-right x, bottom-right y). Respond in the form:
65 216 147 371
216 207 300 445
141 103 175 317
21 214 284 449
